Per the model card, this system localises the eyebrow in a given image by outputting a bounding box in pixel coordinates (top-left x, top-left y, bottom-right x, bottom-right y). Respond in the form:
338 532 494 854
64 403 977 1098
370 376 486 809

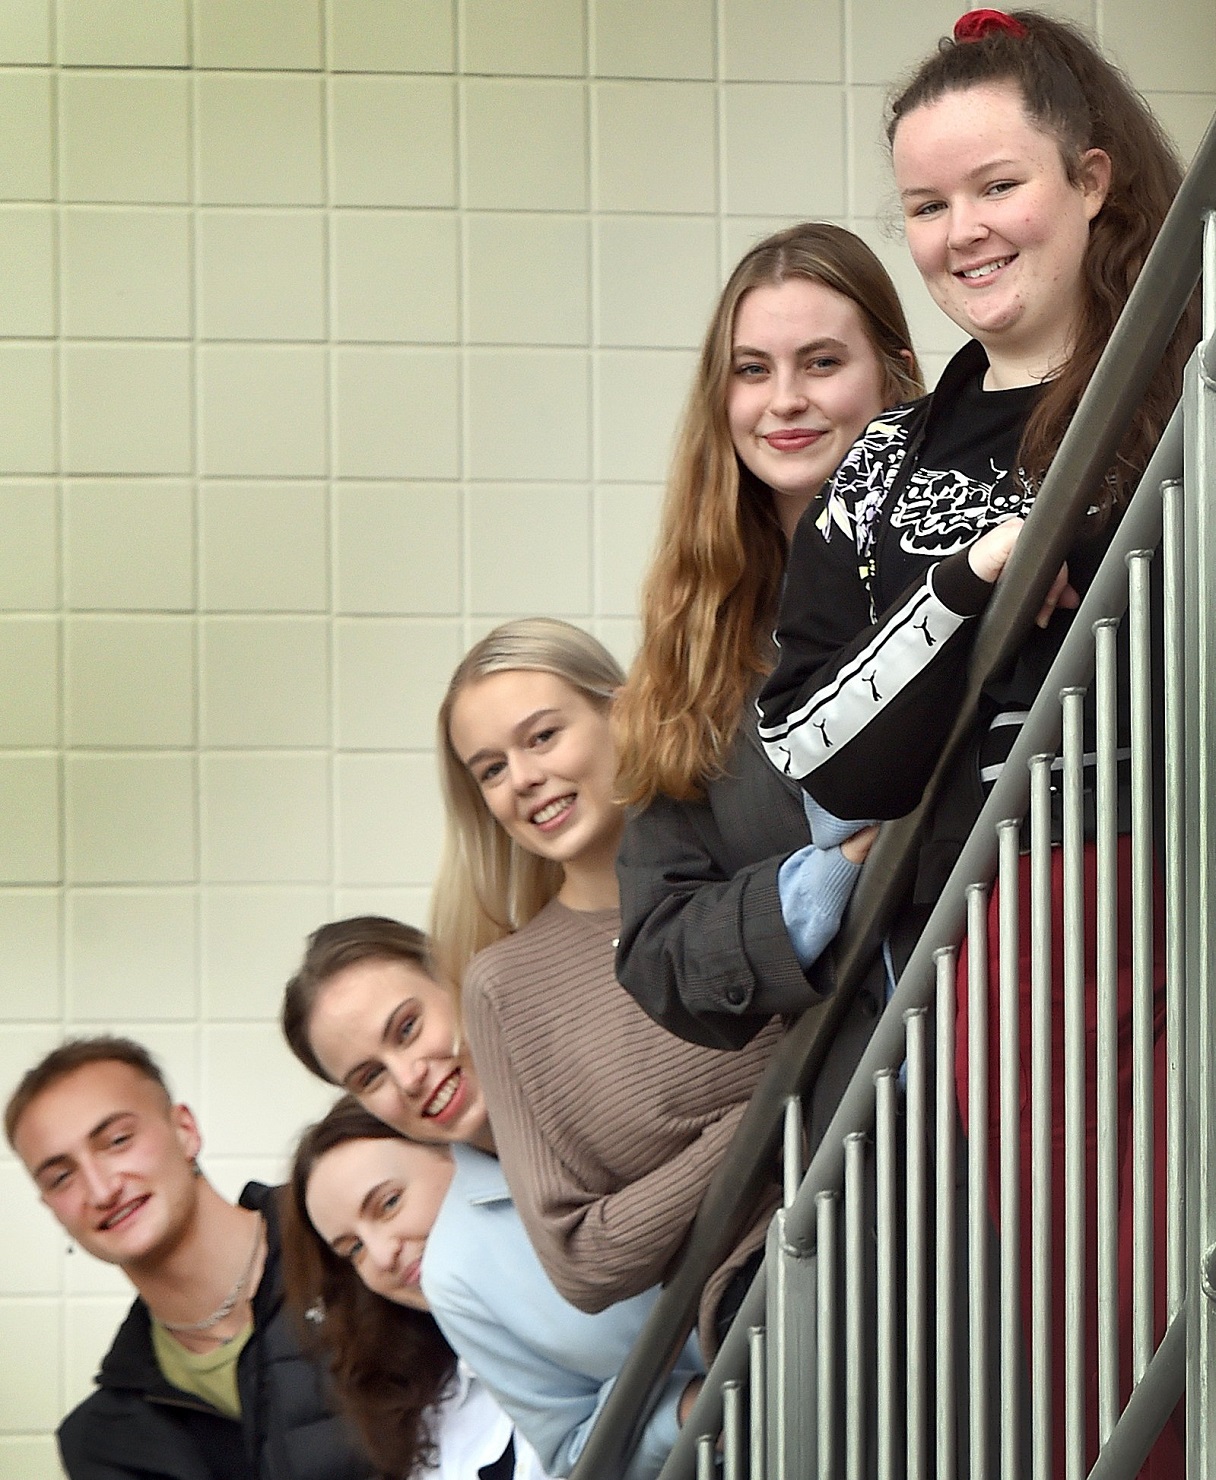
732 337 850 359
461 707 563 772
360 1179 390 1219
338 1001 411 1091
899 158 1021 201
33 1111 131 1181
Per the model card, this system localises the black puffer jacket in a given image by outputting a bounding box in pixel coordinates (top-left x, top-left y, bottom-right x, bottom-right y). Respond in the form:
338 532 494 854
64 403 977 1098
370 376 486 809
57 1183 372 1480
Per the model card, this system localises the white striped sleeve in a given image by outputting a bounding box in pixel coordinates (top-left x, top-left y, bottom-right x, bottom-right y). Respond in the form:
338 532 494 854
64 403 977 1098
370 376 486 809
757 565 970 782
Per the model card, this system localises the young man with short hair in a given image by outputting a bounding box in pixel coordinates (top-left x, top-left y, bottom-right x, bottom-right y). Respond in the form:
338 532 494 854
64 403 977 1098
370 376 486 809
6 1036 372 1480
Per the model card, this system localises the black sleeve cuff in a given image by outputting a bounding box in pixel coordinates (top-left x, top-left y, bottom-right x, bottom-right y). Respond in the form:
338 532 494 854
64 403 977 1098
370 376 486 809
931 550 993 617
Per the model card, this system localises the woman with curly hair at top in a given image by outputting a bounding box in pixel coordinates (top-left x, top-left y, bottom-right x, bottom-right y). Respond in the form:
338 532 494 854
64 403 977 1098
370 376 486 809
756 12 1195 1474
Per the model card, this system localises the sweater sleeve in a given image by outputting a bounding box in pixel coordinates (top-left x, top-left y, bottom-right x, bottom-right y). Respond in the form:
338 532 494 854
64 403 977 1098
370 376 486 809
776 843 862 970
614 791 822 1050
464 960 748 1314
756 490 993 821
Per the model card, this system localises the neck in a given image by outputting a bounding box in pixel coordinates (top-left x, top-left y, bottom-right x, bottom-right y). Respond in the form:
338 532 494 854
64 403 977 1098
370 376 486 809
554 812 624 912
127 1183 262 1324
981 337 1070 391
556 832 622 910
557 862 620 912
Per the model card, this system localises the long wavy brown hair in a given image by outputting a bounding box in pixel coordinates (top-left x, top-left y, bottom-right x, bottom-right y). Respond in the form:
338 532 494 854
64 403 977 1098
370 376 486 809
887 9 1197 505
614 223 922 806
281 1096 457 1480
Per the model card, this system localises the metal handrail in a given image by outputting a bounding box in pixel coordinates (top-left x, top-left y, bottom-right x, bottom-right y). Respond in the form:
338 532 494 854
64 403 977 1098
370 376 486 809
569 108 1216 1480
659 401 1185 1477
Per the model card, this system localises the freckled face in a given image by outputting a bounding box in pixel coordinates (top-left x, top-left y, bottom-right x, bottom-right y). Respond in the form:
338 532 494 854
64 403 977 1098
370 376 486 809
306 958 488 1147
305 1137 454 1312
892 81 1109 381
726 278 890 537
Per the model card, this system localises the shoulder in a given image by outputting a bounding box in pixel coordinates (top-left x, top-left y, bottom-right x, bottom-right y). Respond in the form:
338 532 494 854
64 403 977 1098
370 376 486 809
464 901 577 1003
423 1150 545 1311
57 1382 168 1478
826 402 924 504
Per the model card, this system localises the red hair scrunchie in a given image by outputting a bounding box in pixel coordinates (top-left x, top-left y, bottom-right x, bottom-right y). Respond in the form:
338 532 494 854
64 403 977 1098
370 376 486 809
953 9 1029 42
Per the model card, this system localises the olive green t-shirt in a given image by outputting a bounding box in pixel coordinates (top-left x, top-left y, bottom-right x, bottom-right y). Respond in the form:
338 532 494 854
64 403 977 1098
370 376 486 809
151 1318 253 1420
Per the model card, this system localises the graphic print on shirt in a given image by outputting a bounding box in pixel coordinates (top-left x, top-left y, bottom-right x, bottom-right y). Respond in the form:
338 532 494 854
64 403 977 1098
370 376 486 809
764 412 1012 783
887 456 1034 558
815 406 916 566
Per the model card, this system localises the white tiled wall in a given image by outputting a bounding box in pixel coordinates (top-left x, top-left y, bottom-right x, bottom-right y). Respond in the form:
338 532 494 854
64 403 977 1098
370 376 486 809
0 2 1212 1474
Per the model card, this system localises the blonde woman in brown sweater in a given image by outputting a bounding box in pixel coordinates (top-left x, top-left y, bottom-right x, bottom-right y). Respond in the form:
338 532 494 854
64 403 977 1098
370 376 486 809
433 618 858 1357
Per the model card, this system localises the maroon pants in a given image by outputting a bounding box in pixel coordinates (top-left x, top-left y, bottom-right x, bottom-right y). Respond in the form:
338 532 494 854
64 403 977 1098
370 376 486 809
957 838 1182 1478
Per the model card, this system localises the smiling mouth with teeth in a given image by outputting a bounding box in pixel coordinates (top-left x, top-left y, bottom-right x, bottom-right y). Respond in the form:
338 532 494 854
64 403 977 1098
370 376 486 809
531 795 574 826
99 1196 148 1231
958 256 1015 280
422 1071 460 1119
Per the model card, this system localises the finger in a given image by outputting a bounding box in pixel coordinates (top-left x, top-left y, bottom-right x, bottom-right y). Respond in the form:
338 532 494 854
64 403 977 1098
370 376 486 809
1036 563 1072 628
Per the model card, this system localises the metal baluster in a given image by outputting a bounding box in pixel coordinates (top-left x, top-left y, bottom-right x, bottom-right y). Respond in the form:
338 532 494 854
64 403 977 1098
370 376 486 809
846 1133 867 1480
967 881 991 1480
697 1433 716 1480
997 817 1021 1480
749 1326 766 1480
1128 549 1156 1383
935 947 958 1480
1094 617 1120 1440
876 1071 897 1480
906 1008 928 1480
783 1095 802 1210
1062 687 1086 1480
818 1191 838 1480
1029 754 1054 1480
722 1381 744 1480
1160 479 1185 1323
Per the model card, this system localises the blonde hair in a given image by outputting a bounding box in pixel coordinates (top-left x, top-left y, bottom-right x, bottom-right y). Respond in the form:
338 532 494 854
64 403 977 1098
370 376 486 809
430 619 626 991
614 223 922 807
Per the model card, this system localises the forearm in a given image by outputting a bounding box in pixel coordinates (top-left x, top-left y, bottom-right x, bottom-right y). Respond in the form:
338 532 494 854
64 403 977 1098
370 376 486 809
514 1105 747 1313
616 800 821 1041
760 553 991 818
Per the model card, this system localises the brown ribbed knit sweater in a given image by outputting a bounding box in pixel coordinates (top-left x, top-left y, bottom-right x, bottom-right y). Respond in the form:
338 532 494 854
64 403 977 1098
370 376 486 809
461 896 785 1357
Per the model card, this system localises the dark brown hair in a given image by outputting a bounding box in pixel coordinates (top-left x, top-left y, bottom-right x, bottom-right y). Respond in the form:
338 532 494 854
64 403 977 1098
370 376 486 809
282 917 437 1083
5 1035 171 1148
281 1096 457 1480
887 10 1197 506
614 222 923 805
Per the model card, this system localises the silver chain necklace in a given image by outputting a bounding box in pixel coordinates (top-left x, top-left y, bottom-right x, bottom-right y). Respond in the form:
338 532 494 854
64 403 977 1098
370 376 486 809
154 1219 263 1337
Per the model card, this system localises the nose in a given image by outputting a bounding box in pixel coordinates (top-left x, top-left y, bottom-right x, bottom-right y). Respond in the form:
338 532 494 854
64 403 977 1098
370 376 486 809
505 749 544 794
768 365 809 418
946 198 987 251
362 1225 399 1276
80 1156 120 1210
387 1049 429 1100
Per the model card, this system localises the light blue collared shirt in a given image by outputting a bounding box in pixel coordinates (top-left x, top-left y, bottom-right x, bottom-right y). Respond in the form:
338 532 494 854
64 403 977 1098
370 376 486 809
421 1144 704 1480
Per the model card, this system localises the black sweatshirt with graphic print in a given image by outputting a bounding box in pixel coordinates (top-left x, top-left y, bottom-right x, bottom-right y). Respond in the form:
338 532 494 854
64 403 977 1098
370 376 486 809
757 338 1121 905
